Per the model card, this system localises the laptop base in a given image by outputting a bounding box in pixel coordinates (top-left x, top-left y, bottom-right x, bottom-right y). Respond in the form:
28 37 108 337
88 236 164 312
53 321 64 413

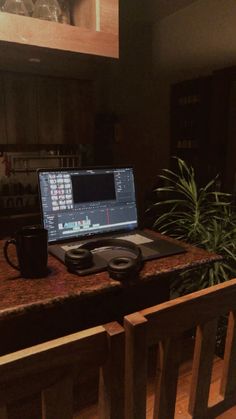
49 232 186 276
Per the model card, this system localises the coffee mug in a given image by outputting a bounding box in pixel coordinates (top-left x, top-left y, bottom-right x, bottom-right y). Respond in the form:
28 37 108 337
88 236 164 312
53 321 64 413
4 225 48 278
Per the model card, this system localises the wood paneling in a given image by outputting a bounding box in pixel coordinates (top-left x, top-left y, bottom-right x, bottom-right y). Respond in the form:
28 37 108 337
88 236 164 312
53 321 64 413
4 73 37 144
0 72 94 146
0 75 7 144
60 79 94 144
37 76 63 144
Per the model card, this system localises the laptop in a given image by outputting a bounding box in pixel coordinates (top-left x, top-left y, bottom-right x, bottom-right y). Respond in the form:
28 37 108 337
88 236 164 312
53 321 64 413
37 166 186 274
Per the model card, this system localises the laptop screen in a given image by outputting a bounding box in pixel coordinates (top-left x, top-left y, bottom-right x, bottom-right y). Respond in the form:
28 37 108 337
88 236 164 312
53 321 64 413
38 167 138 243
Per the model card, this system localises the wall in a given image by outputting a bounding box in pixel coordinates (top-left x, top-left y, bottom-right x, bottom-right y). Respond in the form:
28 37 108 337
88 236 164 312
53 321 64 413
153 0 236 80
151 0 236 188
102 0 169 221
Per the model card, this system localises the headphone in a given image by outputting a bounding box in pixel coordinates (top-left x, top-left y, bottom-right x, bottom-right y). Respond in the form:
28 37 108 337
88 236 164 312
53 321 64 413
64 238 142 281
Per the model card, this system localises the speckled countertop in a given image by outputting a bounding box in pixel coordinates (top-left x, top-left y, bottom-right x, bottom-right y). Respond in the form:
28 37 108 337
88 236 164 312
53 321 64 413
0 230 222 320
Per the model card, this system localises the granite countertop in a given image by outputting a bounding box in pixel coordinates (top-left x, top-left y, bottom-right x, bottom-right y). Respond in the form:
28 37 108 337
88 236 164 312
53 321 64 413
0 230 222 320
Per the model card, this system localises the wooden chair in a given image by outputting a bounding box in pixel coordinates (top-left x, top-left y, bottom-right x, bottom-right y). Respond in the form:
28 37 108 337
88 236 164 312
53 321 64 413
124 278 236 419
0 322 124 419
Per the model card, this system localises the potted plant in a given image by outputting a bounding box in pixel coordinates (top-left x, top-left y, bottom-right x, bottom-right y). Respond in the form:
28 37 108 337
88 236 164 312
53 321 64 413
149 158 236 355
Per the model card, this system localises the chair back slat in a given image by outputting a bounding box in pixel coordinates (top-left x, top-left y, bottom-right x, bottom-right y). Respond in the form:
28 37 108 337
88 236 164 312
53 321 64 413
220 311 236 398
124 278 236 419
99 322 125 419
188 319 218 418
42 375 73 419
124 313 148 419
153 337 180 419
0 322 125 419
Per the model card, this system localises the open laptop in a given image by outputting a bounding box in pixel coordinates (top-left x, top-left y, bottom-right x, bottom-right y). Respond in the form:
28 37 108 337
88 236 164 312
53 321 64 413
37 166 185 274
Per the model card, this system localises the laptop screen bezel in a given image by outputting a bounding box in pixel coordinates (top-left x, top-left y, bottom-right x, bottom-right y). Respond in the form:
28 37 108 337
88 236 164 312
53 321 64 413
37 165 140 245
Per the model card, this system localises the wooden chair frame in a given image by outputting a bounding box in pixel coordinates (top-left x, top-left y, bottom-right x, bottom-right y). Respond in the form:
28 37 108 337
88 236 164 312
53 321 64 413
0 322 124 419
124 278 236 419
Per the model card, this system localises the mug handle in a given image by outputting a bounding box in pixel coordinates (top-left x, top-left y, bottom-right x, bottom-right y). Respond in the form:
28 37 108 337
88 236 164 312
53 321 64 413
3 239 20 271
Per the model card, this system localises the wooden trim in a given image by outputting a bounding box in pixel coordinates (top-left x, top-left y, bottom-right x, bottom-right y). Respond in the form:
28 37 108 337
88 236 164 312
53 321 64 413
0 325 107 383
0 321 125 418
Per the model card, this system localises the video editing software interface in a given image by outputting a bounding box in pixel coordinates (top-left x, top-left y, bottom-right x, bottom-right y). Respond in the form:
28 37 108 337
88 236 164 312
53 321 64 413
38 167 138 243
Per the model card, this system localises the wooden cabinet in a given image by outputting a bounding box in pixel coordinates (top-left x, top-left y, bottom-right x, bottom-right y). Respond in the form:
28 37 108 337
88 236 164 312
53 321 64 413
170 68 236 194
209 67 236 193
0 75 7 144
4 73 38 144
0 0 118 64
170 76 213 186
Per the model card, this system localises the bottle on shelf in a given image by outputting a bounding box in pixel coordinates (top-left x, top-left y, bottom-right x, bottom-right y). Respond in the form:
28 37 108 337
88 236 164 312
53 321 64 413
3 0 29 16
58 0 70 24
23 0 34 15
33 0 61 22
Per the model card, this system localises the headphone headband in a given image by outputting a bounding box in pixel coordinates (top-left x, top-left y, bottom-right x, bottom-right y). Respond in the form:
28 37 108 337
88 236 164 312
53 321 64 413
78 238 141 257
65 237 143 281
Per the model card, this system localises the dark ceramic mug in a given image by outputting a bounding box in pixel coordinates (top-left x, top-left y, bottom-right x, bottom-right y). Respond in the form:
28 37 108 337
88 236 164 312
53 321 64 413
4 225 48 278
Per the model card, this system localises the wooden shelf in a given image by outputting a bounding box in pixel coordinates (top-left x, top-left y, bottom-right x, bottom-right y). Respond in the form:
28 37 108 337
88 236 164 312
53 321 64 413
0 12 118 59
0 0 119 65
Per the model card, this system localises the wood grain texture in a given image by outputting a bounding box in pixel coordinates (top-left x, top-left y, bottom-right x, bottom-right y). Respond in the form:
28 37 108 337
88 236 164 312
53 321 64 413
4 72 38 144
60 78 94 144
0 75 7 144
36 76 63 144
141 278 236 343
125 278 236 419
100 0 118 34
99 322 125 419
0 71 94 145
72 0 97 30
0 10 118 58
220 311 236 398
188 319 218 417
153 338 180 419
0 321 125 418
124 312 148 419
42 375 73 419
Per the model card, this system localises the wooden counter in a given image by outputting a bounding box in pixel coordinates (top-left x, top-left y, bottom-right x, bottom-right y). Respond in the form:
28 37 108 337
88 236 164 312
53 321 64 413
0 230 221 355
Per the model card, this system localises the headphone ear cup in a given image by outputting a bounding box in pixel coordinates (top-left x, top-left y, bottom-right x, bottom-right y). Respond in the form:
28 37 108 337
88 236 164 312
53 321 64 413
65 247 93 271
107 256 139 281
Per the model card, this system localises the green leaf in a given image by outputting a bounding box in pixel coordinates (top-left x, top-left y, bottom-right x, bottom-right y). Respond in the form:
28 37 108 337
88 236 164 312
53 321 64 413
150 157 236 294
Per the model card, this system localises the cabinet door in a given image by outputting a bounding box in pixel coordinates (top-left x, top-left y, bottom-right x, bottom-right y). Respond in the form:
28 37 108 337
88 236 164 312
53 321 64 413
4 73 37 144
60 79 94 144
37 77 63 144
0 75 7 144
